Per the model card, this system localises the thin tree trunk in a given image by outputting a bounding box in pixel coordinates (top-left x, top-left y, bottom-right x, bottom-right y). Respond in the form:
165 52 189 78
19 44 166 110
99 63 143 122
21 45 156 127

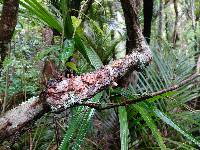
172 0 178 47
0 0 19 69
120 0 141 53
165 12 170 42
143 0 153 44
119 0 143 88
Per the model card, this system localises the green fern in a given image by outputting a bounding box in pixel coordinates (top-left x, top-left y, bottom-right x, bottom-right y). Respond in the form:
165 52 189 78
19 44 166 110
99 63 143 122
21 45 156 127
59 92 102 150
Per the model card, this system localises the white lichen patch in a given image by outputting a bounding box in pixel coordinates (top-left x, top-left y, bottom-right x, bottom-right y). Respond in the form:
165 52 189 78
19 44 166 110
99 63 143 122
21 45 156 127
56 79 69 92
0 96 43 131
61 92 80 108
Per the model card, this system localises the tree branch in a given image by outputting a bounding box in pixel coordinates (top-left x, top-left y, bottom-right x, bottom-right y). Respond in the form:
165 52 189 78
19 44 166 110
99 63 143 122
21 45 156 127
46 43 152 109
0 1 152 142
78 73 200 110
0 96 49 143
0 30 151 143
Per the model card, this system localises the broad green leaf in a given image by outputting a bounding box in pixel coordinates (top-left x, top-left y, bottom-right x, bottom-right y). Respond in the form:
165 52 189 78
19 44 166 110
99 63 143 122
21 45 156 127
71 16 82 29
61 0 74 38
72 92 102 149
74 34 103 69
59 107 83 150
66 62 78 72
71 108 95 150
20 0 62 32
84 47 103 69
59 39 75 64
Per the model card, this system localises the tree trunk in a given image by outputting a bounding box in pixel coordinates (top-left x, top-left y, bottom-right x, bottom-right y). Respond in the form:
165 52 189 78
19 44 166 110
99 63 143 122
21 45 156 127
143 0 153 44
120 0 141 53
0 0 19 68
119 0 143 88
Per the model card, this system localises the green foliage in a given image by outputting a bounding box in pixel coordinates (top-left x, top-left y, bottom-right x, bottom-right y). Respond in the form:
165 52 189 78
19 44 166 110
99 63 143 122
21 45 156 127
20 0 111 69
82 20 122 64
133 103 166 149
59 92 103 150
118 106 129 150
20 0 62 32
61 39 75 65
154 108 200 146
124 48 200 148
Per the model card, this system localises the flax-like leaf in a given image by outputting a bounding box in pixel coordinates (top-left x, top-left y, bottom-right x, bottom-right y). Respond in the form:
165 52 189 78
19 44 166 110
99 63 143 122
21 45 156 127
118 106 129 150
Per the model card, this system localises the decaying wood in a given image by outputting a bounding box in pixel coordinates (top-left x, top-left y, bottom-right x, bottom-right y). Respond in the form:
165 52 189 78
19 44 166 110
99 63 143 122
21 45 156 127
0 96 49 142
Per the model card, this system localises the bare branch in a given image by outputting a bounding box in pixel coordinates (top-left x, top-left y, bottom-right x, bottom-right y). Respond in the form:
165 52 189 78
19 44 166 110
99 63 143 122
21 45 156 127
79 73 200 110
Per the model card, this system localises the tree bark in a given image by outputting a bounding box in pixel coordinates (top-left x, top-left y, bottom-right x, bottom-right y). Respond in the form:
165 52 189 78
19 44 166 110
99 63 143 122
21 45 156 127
120 0 141 53
0 0 19 68
143 0 153 44
118 0 143 88
0 96 49 143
